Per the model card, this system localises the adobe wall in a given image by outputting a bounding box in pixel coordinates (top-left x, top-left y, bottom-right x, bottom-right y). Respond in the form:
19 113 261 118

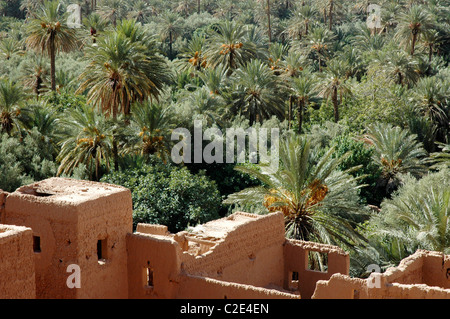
179 212 286 288
3 185 79 298
74 181 133 299
283 239 350 299
126 232 181 299
312 250 450 299
2 178 132 299
0 224 36 299
176 275 300 299
0 190 8 224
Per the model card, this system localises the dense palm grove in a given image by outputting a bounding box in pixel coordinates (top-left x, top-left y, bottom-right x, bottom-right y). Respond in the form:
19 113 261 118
0 0 449 276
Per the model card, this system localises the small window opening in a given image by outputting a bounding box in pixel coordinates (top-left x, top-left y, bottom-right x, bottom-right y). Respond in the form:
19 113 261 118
97 238 108 261
146 267 154 287
307 251 328 272
33 236 41 253
288 271 299 290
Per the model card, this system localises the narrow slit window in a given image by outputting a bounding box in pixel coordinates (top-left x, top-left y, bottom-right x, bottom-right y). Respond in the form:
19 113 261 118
33 236 41 253
146 268 154 287
97 238 108 261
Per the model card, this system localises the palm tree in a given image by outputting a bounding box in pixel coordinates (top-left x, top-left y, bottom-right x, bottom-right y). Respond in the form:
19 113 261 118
82 12 109 44
422 29 440 62
229 59 285 125
96 0 127 27
127 0 152 23
77 29 172 169
370 49 419 87
21 53 48 98
413 76 449 143
25 0 78 91
363 123 428 195
318 59 351 123
0 37 23 60
77 30 172 118
123 100 175 163
223 134 367 248
289 74 320 134
157 10 183 59
204 20 259 75
178 33 207 72
304 25 334 72
368 169 450 256
56 103 114 181
20 101 59 155
394 5 434 56
0 79 27 136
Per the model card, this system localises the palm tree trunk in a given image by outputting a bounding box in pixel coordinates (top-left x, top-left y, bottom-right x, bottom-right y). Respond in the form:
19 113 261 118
288 95 293 129
267 0 272 43
428 43 433 62
298 97 304 134
328 0 333 31
169 31 173 59
411 31 417 56
332 86 339 123
197 0 200 14
50 32 56 91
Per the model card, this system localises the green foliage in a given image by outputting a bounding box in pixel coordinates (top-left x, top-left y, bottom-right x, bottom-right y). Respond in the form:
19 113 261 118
330 134 382 206
364 168 450 265
0 129 57 192
100 156 221 232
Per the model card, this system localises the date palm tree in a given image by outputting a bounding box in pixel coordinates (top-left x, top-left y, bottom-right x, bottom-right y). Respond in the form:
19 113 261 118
289 74 320 134
204 20 259 75
224 134 367 248
0 37 23 60
368 169 450 257
0 79 27 136
370 49 419 87
77 29 172 118
96 0 127 27
363 123 428 196
122 100 175 163
77 28 173 169
157 10 183 59
25 0 78 91
229 59 285 125
56 103 114 181
394 5 434 56
412 76 449 143
318 59 351 123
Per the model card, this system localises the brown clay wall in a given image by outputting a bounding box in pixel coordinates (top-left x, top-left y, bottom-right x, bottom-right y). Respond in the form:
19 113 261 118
75 188 133 299
180 212 286 288
0 225 36 299
382 252 424 285
283 239 350 299
421 251 450 289
312 274 367 299
312 251 450 299
0 190 8 224
3 192 79 299
126 232 181 299
176 275 300 299
136 223 169 236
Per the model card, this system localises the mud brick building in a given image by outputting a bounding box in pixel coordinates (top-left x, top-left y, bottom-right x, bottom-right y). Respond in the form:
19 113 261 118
0 178 449 299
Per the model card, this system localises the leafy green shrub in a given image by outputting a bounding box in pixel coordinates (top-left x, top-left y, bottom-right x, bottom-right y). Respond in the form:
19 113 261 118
100 156 222 232
331 134 382 206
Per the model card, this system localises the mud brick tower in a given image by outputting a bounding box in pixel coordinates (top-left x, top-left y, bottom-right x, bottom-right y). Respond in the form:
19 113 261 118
1 178 133 298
